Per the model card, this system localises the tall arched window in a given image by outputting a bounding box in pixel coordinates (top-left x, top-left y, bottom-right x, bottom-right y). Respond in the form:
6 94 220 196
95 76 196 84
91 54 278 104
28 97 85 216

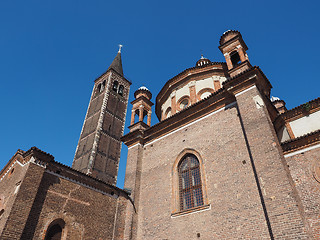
178 154 204 210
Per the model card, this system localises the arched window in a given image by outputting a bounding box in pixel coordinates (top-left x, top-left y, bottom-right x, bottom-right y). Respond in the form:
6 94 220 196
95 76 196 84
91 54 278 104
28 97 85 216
118 85 124 96
101 80 106 92
44 219 65 240
112 81 119 92
96 84 101 95
178 154 204 210
165 107 172 119
230 50 241 67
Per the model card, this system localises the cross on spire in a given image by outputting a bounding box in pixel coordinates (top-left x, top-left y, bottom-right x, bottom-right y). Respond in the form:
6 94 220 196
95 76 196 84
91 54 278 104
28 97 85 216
118 44 123 53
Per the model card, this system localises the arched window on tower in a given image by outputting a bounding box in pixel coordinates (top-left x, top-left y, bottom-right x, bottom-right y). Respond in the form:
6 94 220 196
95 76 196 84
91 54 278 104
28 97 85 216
118 85 124 96
96 83 102 95
101 80 106 92
44 219 65 240
230 51 241 68
178 154 204 210
112 81 119 92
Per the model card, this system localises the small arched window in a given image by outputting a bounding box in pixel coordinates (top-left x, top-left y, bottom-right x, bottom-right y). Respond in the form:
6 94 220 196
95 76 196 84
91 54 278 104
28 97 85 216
96 84 102 94
113 81 119 92
178 154 204 210
118 85 124 96
101 80 106 92
165 107 172 119
44 219 65 240
230 51 241 67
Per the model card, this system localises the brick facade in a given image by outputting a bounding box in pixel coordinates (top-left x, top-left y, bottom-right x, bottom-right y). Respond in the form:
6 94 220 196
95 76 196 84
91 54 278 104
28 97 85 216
0 148 131 240
1 31 319 239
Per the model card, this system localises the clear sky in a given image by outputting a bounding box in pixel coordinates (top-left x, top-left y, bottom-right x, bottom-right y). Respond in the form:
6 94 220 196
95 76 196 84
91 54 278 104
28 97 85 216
0 0 319 188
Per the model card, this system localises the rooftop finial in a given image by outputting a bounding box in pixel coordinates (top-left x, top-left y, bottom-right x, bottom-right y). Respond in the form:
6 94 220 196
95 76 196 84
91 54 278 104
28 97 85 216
118 44 123 53
201 54 204 59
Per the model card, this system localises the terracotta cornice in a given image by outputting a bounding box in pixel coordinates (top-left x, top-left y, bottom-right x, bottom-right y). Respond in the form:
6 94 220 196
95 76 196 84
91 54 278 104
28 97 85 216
121 129 145 147
282 130 320 154
131 95 154 106
223 66 272 97
218 34 248 52
23 146 54 162
277 97 320 122
123 88 235 147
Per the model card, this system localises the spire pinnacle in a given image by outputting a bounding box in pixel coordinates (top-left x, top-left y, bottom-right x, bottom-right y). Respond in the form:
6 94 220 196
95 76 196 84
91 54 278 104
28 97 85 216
118 44 123 53
108 46 124 76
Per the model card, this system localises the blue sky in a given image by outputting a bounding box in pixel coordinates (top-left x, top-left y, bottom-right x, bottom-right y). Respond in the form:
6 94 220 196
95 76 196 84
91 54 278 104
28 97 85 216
0 0 319 188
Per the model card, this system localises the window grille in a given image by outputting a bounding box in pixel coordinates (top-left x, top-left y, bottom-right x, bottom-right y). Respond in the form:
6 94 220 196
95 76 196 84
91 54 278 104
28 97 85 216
178 154 204 210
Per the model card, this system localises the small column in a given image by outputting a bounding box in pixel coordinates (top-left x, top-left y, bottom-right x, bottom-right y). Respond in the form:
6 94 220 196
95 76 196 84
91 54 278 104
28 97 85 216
147 111 152 126
139 105 144 122
237 47 247 62
224 53 233 70
131 110 135 125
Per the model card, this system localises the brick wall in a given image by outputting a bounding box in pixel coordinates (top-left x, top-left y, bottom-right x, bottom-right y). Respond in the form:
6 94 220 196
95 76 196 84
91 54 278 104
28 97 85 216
1 160 129 240
124 86 310 239
285 146 320 239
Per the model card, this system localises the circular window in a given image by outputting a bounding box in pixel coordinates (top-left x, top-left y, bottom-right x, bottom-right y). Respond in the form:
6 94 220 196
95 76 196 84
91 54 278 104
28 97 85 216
180 99 189 110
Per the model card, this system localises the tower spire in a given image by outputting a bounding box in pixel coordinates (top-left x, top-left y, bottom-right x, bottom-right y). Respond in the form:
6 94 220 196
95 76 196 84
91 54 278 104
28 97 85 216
108 45 123 76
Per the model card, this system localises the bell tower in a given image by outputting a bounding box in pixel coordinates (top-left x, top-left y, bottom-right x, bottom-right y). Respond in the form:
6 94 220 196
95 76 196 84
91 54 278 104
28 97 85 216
72 46 131 185
129 86 153 132
219 30 251 78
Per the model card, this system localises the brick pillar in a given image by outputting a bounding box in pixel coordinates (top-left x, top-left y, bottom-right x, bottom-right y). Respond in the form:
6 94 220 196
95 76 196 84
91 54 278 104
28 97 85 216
171 91 176 115
139 105 144 122
234 86 310 239
189 82 196 104
224 53 233 70
123 143 144 240
214 80 221 91
131 110 135 125
147 111 151 126
238 47 247 62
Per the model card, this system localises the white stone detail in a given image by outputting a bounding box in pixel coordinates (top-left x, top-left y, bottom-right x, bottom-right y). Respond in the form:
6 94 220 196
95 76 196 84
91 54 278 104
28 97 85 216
253 95 264 109
270 96 280 102
138 86 149 91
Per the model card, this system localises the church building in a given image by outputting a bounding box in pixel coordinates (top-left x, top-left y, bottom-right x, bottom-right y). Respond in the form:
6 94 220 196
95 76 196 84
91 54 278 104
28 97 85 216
0 30 320 239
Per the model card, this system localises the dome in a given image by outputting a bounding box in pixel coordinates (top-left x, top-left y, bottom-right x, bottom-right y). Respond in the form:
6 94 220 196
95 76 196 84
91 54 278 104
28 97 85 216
134 86 152 100
195 55 212 67
138 86 149 91
219 30 241 45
